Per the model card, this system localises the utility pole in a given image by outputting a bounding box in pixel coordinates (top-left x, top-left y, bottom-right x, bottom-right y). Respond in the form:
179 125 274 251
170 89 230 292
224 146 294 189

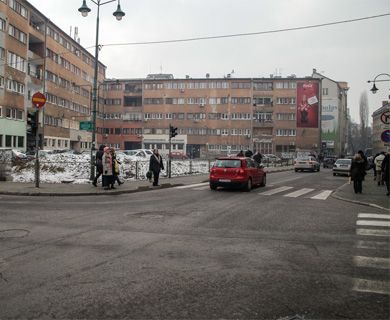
169 124 178 178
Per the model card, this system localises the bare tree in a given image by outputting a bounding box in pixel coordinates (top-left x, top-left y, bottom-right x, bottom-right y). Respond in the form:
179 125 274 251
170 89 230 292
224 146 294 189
359 91 369 150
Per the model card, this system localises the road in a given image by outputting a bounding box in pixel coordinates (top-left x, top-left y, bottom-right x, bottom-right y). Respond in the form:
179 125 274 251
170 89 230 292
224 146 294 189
0 169 389 319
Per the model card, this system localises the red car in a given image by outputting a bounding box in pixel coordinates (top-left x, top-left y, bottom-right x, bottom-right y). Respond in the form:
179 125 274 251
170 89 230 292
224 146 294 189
209 157 266 191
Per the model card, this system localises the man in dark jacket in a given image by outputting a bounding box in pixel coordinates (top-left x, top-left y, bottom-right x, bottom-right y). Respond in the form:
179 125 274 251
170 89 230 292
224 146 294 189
350 153 366 194
149 149 164 186
253 150 263 166
245 149 253 157
92 144 105 187
381 153 390 196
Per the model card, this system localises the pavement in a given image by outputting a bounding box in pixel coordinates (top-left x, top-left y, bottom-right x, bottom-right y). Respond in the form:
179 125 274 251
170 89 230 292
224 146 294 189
0 167 388 211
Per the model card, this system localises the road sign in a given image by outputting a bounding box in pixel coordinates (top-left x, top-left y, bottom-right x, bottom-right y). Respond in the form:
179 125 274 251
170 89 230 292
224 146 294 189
380 111 390 124
381 130 390 143
31 92 46 108
79 121 93 131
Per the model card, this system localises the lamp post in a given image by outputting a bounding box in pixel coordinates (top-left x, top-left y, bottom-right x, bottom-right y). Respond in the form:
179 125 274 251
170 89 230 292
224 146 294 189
367 73 390 94
78 0 125 180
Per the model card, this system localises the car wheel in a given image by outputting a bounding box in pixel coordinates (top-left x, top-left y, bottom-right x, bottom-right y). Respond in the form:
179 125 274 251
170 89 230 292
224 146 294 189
244 178 252 192
210 183 217 190
260 175 266 187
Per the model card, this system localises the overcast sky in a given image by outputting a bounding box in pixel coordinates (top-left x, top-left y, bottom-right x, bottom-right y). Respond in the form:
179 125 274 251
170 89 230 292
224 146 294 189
28 0 390 123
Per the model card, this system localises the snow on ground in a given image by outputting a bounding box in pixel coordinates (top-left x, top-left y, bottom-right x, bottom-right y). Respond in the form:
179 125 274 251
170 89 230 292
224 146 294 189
9 152 211 184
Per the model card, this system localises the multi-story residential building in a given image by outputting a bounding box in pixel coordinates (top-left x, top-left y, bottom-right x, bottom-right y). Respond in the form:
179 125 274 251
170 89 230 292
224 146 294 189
101 75 322 158
0 0 105 153
312 69 349 157
372 101 389 154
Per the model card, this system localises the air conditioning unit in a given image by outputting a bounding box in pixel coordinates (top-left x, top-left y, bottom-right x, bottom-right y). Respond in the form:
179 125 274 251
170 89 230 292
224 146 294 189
200 103 205 107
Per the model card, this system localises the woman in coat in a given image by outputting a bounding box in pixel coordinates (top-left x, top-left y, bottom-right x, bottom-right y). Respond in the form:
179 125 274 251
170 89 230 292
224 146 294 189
102 147 114 190
149 149 164 186
381 153 389 196
350 153 366 194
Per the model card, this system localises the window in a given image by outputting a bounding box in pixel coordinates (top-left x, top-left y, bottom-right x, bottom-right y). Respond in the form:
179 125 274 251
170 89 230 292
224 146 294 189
9 0 28 18
275 82 296 89
6 79 25 94
253 97 273 105
0 76 4 88
123 96 142 106
18 136 24 147
0 18 6 32
0 47 4 60
8 24 27 44
231 97 251 104
276 129 296 136
322 88 329 95
276 113 295 120
231 82 251 89
276 97 296 104
253 82 273 91
7 52 26 72
6 135 12 147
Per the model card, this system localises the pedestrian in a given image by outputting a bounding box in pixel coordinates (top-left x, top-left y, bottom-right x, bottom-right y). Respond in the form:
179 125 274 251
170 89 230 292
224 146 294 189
253 150 263 166
381 152 389 196
149 149 164 186
102 146 114 190
350 153 366 194
245 149 253 157
92 144 105 187
111 148 123 186
357 150 369 170
237 150 244 157
374 151 385 186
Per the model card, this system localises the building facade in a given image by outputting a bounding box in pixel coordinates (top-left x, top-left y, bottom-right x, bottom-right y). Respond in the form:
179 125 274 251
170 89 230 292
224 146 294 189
312 69 349 157
0 0 105 153
101 75 322 158
372 101 389 154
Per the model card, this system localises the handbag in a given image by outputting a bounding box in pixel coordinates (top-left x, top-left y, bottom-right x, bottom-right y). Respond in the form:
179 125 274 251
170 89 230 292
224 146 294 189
146 170 153 181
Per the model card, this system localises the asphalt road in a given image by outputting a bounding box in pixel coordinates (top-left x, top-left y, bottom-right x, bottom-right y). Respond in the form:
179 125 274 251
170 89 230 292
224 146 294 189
0 169 389 319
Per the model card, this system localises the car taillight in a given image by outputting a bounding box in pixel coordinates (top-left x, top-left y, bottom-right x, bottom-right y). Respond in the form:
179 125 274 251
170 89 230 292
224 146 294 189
238 169 245 175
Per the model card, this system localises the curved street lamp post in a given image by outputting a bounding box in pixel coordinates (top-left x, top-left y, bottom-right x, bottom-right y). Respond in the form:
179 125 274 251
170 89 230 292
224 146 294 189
78 0 125 180
367 73 390 94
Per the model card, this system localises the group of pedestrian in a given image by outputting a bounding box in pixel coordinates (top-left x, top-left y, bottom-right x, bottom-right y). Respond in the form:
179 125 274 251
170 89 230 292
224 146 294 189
349 149 390 196
93 144 123 190
237 149 263 166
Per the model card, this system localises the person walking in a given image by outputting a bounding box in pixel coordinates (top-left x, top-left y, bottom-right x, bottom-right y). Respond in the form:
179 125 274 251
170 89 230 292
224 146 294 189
92 144 105 187
111 148 123 186
381 152 389 196
350 153 366 194
374 151 385 186
245 149 253 157
149 149 164 186
102 147 114 190
253 150 263 166
237 150 244 157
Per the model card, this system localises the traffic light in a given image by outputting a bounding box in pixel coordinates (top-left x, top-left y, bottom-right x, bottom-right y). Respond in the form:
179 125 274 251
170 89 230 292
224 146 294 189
170 125 178 138
27 111 38 134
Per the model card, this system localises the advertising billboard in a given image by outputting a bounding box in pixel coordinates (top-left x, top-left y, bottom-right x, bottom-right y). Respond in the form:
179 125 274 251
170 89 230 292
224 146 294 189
321 98 339 144
297 81 319 128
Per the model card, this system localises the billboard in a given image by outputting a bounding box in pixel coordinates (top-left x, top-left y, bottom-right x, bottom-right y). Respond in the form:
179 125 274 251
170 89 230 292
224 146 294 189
297 81 319 128
321 98 339 143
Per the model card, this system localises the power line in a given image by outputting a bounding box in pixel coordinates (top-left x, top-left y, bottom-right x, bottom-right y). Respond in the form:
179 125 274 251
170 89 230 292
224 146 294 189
101 13 390 48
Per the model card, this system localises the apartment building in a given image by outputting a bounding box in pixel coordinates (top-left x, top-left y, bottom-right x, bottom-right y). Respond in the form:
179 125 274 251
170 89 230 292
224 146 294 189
0 0 105 152
312 69 349 156
101 75 322 158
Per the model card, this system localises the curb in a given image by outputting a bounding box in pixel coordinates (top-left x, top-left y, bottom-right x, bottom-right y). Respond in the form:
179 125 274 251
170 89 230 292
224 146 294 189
331 182 390 212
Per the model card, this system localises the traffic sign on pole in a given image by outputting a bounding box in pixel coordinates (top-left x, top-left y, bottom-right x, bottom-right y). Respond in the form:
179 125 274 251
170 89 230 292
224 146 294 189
80 121 93 131
381 130 390 143
380 111 390 125
32 92 46 108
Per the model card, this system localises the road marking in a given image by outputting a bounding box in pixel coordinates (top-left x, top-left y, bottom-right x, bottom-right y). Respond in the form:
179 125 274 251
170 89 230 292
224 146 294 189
357 220 390 227
193 185 211 191
357 229 390 237
356 240 390 250
358 213 390 220
174 182 209 189
258 186 293 196
310 190 333 200
353 278 390 295
354 256 390 269
284 188 315 198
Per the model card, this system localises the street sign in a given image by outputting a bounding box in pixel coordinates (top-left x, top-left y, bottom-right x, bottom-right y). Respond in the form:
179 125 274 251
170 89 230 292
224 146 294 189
79 121 93 131
381 130 390 143
380 111 390 124
31 92 46 108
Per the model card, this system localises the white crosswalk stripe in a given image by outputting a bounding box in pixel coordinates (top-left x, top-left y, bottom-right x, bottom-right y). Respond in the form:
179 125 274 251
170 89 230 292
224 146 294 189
353 212 390 295
258 186 293 196
174 182 209 189
309 190 333 200
284 188 314 198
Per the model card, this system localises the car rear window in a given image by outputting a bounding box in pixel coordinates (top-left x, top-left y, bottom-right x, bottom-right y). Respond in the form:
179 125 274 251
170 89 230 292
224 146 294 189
215 159 242 168
335 159 351 165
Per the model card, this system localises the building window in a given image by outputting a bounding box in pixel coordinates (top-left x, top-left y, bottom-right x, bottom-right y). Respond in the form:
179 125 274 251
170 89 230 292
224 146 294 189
322 88 329 95
7 51 26 72
0 18 6 32
5 135 12 147
8 24 27 44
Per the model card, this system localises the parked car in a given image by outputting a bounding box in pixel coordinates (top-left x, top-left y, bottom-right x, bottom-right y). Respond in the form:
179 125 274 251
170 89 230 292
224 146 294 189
121 149 152 159
332 158 352 176
169 151 188 160
12 149 29 161
209 157 266 191
294 156 320 172
263 154 281 163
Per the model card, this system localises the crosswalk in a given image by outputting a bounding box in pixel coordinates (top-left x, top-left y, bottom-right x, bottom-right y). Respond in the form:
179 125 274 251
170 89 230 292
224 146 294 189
174 183 334 200
353 212 390 295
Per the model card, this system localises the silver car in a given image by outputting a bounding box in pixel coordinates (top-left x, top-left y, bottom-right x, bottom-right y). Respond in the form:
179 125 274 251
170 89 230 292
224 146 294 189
332 158 352 176
294 156 320 172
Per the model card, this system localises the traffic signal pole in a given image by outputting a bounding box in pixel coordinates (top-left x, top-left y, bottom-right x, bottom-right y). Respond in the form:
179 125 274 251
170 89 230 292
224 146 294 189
34 109 40 188
168 124 172 178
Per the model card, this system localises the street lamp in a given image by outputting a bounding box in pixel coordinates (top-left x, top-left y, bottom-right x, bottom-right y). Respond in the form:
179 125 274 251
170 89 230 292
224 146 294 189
367 73 390 94
78 0 125 180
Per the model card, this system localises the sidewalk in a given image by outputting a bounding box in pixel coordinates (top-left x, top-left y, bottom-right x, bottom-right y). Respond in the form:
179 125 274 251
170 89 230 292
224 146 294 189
332 171 390 211
0 166 292 196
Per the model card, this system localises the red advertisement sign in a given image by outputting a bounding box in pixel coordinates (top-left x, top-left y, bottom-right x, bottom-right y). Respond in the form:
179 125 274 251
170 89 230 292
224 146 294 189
297 81 319 128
